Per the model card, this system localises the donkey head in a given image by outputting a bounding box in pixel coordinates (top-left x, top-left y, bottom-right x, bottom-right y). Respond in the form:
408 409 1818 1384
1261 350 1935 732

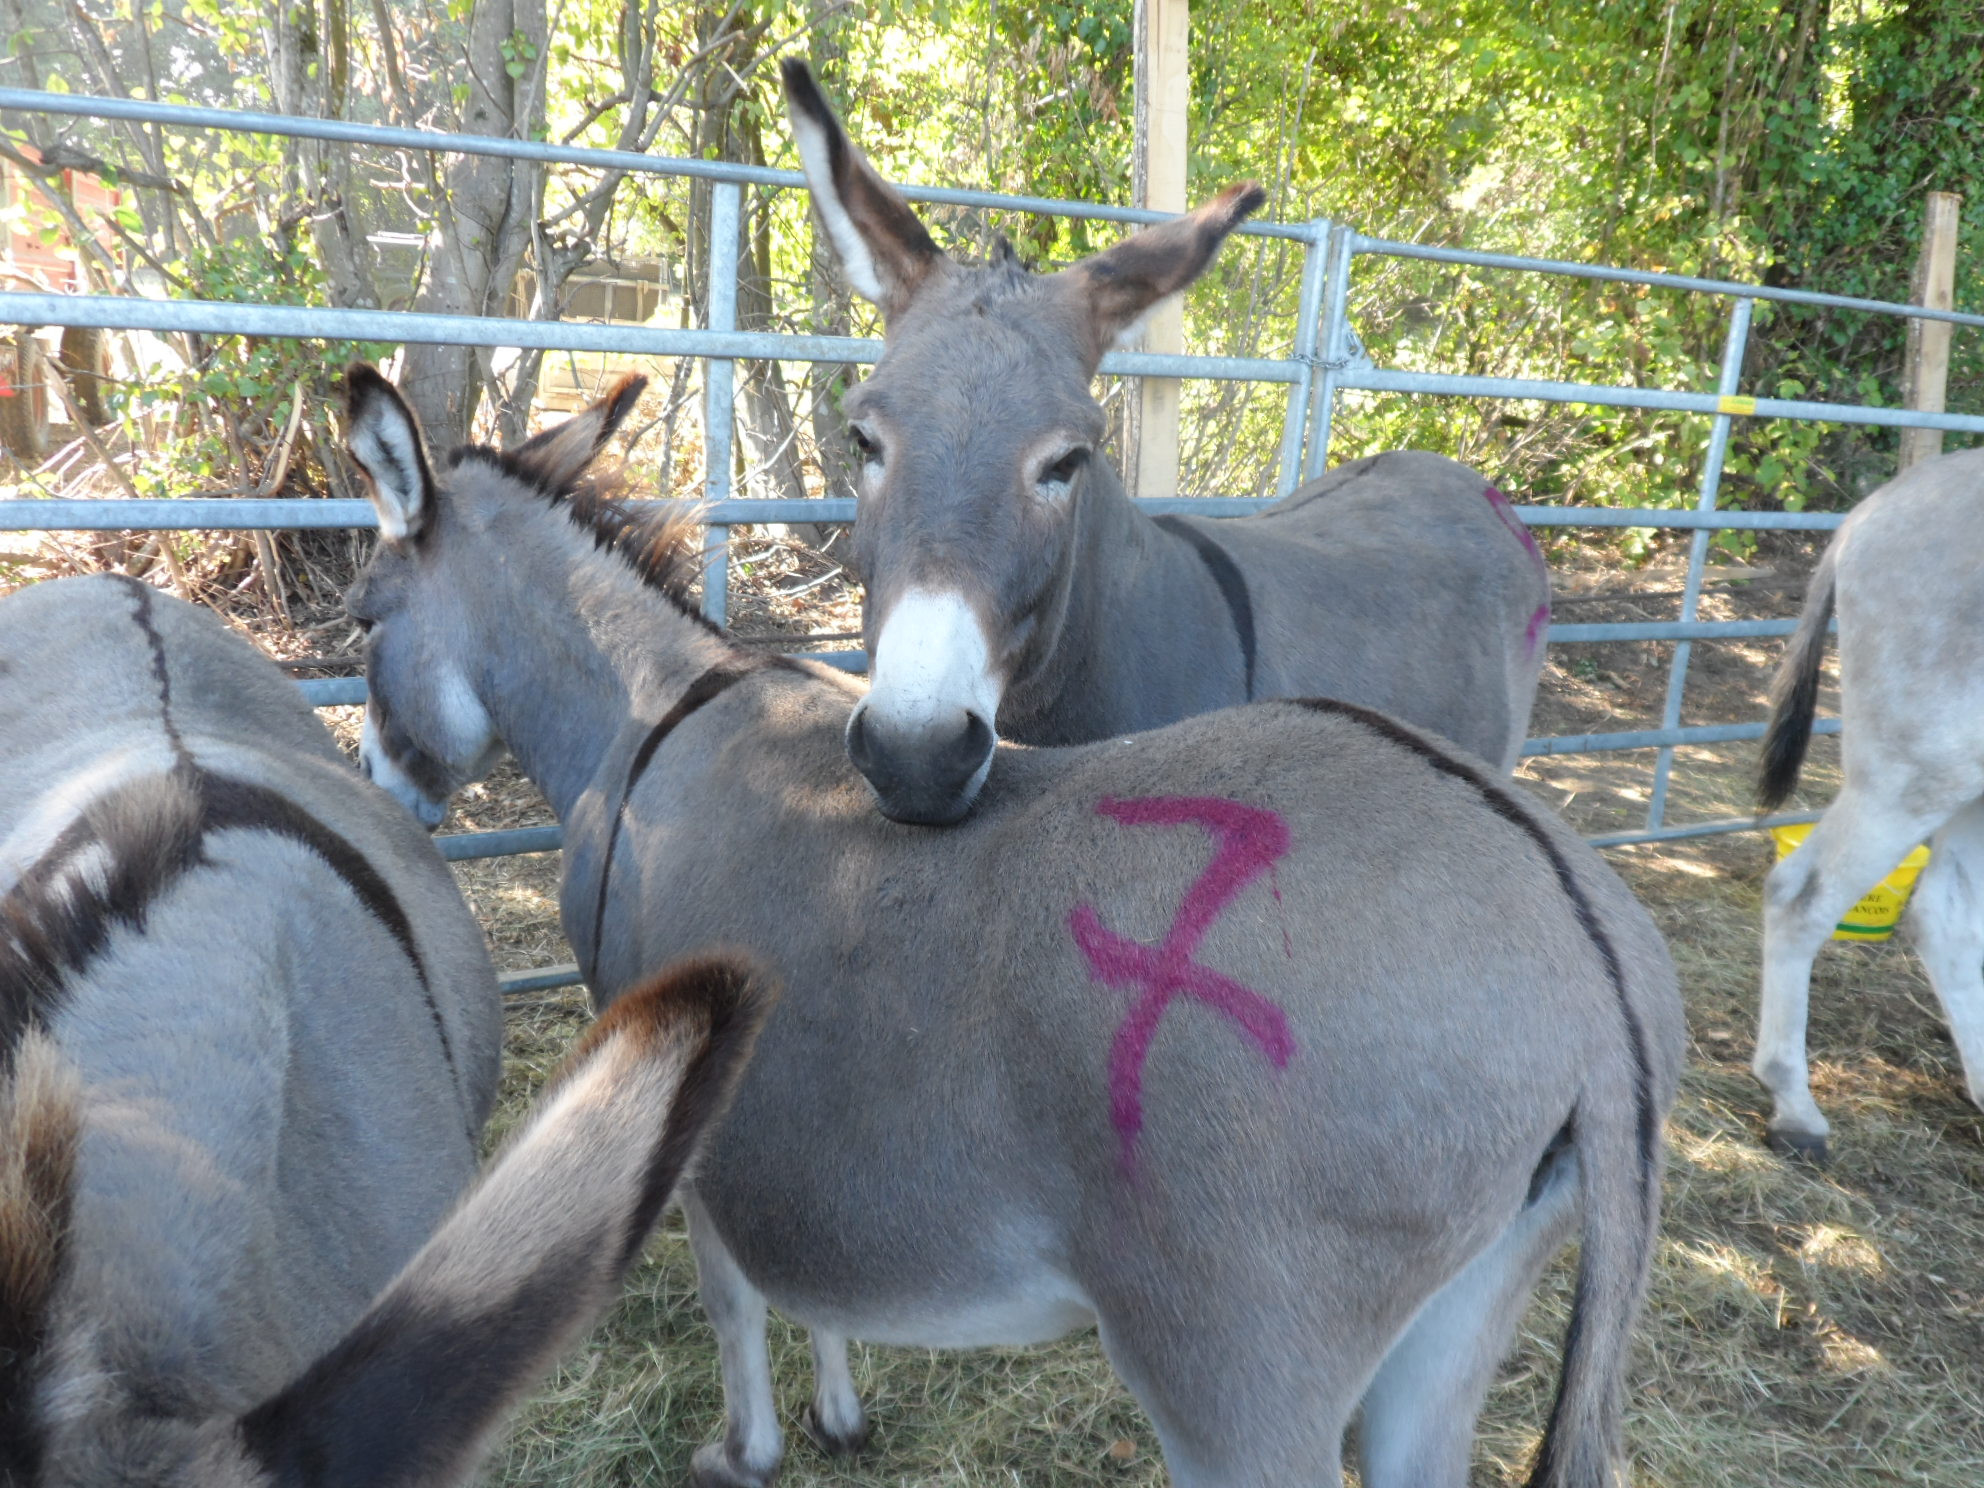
342 365 647 827
783 61 1263 824
2 956 771 1488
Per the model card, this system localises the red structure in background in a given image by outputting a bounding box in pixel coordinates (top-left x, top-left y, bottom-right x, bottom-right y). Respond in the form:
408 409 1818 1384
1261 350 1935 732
1 144 125 457
2 142 123 290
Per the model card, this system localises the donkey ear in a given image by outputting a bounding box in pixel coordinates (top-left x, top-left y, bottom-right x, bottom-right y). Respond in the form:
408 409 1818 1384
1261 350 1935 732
215 956 775 1488
1064 183 1267 358
508 372 649 494
344 364 437 544
782 60 946 315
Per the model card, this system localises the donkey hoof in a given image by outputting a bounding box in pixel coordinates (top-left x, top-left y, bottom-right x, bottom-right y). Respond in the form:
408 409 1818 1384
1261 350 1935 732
1766 1126 1830 1165
690 1442 780 1488
801 1402 873 1457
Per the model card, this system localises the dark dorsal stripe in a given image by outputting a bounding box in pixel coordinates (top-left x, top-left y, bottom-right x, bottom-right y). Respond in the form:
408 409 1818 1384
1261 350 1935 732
122 576 459 1119
1153 515 1256 700
116 573 191 762
0 767 207 1073
0 766 461 1131
587 664 760 989
1282 697 1660 1233
198 772 461 1111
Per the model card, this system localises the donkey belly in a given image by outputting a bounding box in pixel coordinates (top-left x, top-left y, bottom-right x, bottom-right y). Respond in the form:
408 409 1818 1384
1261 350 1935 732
769 1268 1094 1350
693 1161 1094 1349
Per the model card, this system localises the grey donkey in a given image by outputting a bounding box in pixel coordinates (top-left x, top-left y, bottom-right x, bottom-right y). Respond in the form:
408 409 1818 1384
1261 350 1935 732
781 61 1552 824
344 363 1682 1488
1755 448 1984 1160
0 573 772 1485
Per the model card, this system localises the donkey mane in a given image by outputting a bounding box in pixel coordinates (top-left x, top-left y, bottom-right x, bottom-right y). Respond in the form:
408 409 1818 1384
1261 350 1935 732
451 445 713 629
968 238 1033 310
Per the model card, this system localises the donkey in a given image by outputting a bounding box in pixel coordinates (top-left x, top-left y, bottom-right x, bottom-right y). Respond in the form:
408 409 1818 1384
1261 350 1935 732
779 62 1552 825
1754 448 1984 1161
0 573 771 1484
344 363 1681 1488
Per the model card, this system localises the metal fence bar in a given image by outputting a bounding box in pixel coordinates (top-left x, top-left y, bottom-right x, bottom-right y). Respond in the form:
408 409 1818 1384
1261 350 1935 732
435 825 564 861
1588 811 1822 850
1647 298 1754 831
0 291 1302 384
0 497 1861 532
1301 225 1356 479
1275 220 1333 494
1350 232 1984 329
1339 366 1984 434
297 678 367 706
499 963 585 998
702 183 741 626
1514 507 1845 530
0 87 1313 239
1547 618 1805 644
1524 718 1840 758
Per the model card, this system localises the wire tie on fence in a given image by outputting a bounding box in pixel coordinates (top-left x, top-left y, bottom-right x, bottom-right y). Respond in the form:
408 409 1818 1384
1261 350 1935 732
1296 326 1373 374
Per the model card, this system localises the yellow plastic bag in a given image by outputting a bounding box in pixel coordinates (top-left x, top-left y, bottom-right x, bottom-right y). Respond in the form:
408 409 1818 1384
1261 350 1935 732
1770 823 1932 942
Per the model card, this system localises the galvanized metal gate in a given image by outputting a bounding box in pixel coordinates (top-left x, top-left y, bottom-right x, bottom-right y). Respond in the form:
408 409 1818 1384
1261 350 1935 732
4 88 1982 994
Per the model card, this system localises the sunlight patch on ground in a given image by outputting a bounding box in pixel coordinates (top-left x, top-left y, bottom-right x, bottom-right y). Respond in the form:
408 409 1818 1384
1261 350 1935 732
1797 1224 1885 1278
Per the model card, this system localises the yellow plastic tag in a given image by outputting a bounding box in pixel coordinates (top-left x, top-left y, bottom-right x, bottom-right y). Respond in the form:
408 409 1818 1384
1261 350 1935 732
1717 394 1758 416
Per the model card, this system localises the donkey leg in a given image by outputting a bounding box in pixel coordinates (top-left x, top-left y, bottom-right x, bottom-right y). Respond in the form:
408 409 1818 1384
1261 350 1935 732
685 1202 785 1488
1356 1146 1577 1488
800 1329 871 1456
1756 788 1942 1160
1907 798 1984 1111
1092 1258 1378 1486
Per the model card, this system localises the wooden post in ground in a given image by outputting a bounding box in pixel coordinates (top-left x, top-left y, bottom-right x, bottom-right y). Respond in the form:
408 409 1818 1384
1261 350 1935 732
1900 191 1961 472
1128 0 1188 499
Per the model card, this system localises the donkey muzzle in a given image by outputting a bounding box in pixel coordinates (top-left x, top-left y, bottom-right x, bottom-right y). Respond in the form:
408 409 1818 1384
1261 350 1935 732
845 700 995 826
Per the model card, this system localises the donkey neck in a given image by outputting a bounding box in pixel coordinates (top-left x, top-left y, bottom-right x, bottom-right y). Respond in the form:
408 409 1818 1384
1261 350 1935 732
470 504 745 821
1000 454 1241 743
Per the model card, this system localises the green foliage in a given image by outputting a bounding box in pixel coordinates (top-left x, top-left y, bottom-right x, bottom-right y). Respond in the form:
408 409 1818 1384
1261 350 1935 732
7 0 1979 543
109 235 390 501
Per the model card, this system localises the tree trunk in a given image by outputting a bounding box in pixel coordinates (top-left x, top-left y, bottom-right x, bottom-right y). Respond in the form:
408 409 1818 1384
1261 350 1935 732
398 0 549 446
730 101 821 544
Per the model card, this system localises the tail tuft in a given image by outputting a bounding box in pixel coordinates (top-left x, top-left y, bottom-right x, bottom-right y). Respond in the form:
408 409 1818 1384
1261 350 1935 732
1756 551 1838 812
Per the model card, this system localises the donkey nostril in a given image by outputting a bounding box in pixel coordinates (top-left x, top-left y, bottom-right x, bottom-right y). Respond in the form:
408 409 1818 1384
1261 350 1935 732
924 709 994 786
844 705 878 775
952 710 994 770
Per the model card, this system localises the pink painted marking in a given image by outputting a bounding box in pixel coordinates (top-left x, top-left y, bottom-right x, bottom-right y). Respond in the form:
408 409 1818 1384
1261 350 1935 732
1486 486 1552 654
1526 600 1551 656
1483 484 1545 565
1070 796 1297 1169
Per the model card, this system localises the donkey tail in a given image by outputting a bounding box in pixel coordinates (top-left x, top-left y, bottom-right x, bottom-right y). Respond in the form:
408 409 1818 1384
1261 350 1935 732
1524 1086 1659 1488
1757 546 1838 812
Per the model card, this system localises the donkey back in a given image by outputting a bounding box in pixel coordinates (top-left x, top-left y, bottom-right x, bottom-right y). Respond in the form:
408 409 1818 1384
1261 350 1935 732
0 577 768 1485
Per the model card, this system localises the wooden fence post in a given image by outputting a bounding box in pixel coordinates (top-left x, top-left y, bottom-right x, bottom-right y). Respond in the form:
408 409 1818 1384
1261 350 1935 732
1899 191 1961 472
1127 0 1188 499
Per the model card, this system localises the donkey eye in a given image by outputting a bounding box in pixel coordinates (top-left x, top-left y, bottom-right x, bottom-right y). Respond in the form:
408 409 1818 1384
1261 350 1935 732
1040 447 1089 488
848 424 881 463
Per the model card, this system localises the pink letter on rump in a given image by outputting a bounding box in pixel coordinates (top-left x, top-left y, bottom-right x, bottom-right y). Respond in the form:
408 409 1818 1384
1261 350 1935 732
1070 796 1296 1170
